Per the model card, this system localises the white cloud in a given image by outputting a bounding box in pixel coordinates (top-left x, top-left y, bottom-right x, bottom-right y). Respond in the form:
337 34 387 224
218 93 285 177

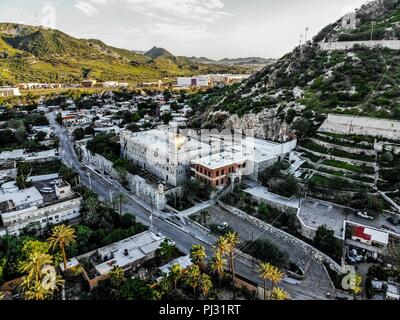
74 1 99 17
341 0 369 15
150 22 212 41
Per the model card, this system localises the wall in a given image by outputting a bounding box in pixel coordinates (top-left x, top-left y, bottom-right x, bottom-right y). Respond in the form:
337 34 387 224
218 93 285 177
81 147 167 210
319 114 400 140
319 40 400 51
218 201 343 273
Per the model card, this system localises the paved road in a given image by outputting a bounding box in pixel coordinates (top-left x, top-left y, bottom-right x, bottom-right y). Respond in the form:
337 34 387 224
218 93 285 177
49 112 333 300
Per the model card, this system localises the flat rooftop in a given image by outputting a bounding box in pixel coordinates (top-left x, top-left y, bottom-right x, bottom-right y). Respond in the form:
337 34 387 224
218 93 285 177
94 231 166 276
159 254 192 275
191 151 247 170
121 128 211 156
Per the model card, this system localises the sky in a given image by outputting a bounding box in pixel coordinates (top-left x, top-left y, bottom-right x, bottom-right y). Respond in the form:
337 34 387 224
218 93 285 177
0 0 370 60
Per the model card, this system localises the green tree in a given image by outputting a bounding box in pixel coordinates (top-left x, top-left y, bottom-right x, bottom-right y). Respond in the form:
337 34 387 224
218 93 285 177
199 273 213 299
314 226 343 261
190 244 207 266
109 266 126 288
115 278 155 300
225 232 240 299
185 265 201 296
48 225 77 272
210 250 227 288
169 263 183 290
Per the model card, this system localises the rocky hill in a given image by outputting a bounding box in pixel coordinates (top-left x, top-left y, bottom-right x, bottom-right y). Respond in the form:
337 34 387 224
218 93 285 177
0 23 251 85
195 0 400 140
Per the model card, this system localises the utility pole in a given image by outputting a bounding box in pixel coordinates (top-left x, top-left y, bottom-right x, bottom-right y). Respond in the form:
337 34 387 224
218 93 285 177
109 189 114 204
370 21 376 41
87 172 92 190
118 194 122 216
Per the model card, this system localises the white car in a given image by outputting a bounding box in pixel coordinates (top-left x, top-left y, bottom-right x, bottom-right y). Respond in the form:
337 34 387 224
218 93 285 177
50 179 63 185
40 187 54 194
357 211 374 220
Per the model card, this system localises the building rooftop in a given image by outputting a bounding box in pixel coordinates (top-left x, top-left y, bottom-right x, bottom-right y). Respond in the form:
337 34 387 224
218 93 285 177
0 187 43 213
159 254 192 275
191 151 247 170
94 231 166 276
353 226 389 246
0 149 57 163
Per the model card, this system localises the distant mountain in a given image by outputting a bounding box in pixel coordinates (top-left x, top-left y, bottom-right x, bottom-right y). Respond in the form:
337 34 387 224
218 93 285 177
0 23 252 85
145 46 174 59
188 56 276 66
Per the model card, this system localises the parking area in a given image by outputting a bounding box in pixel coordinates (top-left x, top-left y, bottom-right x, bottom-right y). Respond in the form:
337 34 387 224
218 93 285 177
298 200 400 239
191 205 336 299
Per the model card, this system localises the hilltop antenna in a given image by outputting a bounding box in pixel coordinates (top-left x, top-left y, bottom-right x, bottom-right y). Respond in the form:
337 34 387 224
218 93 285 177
305 27 309 42
34 9 37 26
299 34 304 45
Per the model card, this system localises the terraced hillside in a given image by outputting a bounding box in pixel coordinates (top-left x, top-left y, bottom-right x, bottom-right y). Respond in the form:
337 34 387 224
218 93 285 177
297 129 400 213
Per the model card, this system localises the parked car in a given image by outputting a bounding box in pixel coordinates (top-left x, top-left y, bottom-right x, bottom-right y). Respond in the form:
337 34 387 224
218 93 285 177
357 211 374 220
387 217 400 226
40 187 54 194
50 179 62 185
217 222 229 231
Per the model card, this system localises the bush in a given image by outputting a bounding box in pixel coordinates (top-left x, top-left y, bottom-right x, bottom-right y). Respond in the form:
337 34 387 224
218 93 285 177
242 239 288 268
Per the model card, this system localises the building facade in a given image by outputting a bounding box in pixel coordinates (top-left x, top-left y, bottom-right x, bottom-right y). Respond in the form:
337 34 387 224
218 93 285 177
120 126 211 186
0 181 82 236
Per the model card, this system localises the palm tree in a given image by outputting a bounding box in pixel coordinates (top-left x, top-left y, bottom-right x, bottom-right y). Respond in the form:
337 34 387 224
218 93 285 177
351 273 363 298
225 232 240 299
82 196 100 226
271 287 290 300
210 250 227 288
19 252 63 300
109 266 125 288
259 262 274 300
169 263 183 290
158 239 176 261
185 265 201 296
20 252 53 284
269 267 285 300
215 236 229 256
190 244 207 267
199 273 213 300
48 225 76 272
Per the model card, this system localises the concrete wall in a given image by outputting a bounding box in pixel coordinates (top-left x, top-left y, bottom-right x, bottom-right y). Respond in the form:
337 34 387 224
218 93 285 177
218 201 343 273
81 149 167 210
319 40 400 51
319 114 400 141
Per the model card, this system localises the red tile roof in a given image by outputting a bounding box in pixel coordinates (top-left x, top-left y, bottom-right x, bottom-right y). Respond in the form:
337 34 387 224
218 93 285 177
353 226 372 241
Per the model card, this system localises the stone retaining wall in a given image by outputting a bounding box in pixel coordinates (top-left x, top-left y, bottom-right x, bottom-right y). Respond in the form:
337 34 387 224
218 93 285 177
299 146 375 166
319 40 400 51
217 201 343 273
310 138 376 156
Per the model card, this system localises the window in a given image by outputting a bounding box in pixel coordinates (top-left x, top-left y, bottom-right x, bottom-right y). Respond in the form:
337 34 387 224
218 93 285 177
216 170 219 177
216 180 219 186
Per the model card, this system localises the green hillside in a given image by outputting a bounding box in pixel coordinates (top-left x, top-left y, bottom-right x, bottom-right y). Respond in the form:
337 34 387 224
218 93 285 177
195 0 400 124
0 23 251 85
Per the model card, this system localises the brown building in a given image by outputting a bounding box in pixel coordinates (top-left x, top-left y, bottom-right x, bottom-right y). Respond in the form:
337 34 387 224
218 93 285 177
191 152 247 188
